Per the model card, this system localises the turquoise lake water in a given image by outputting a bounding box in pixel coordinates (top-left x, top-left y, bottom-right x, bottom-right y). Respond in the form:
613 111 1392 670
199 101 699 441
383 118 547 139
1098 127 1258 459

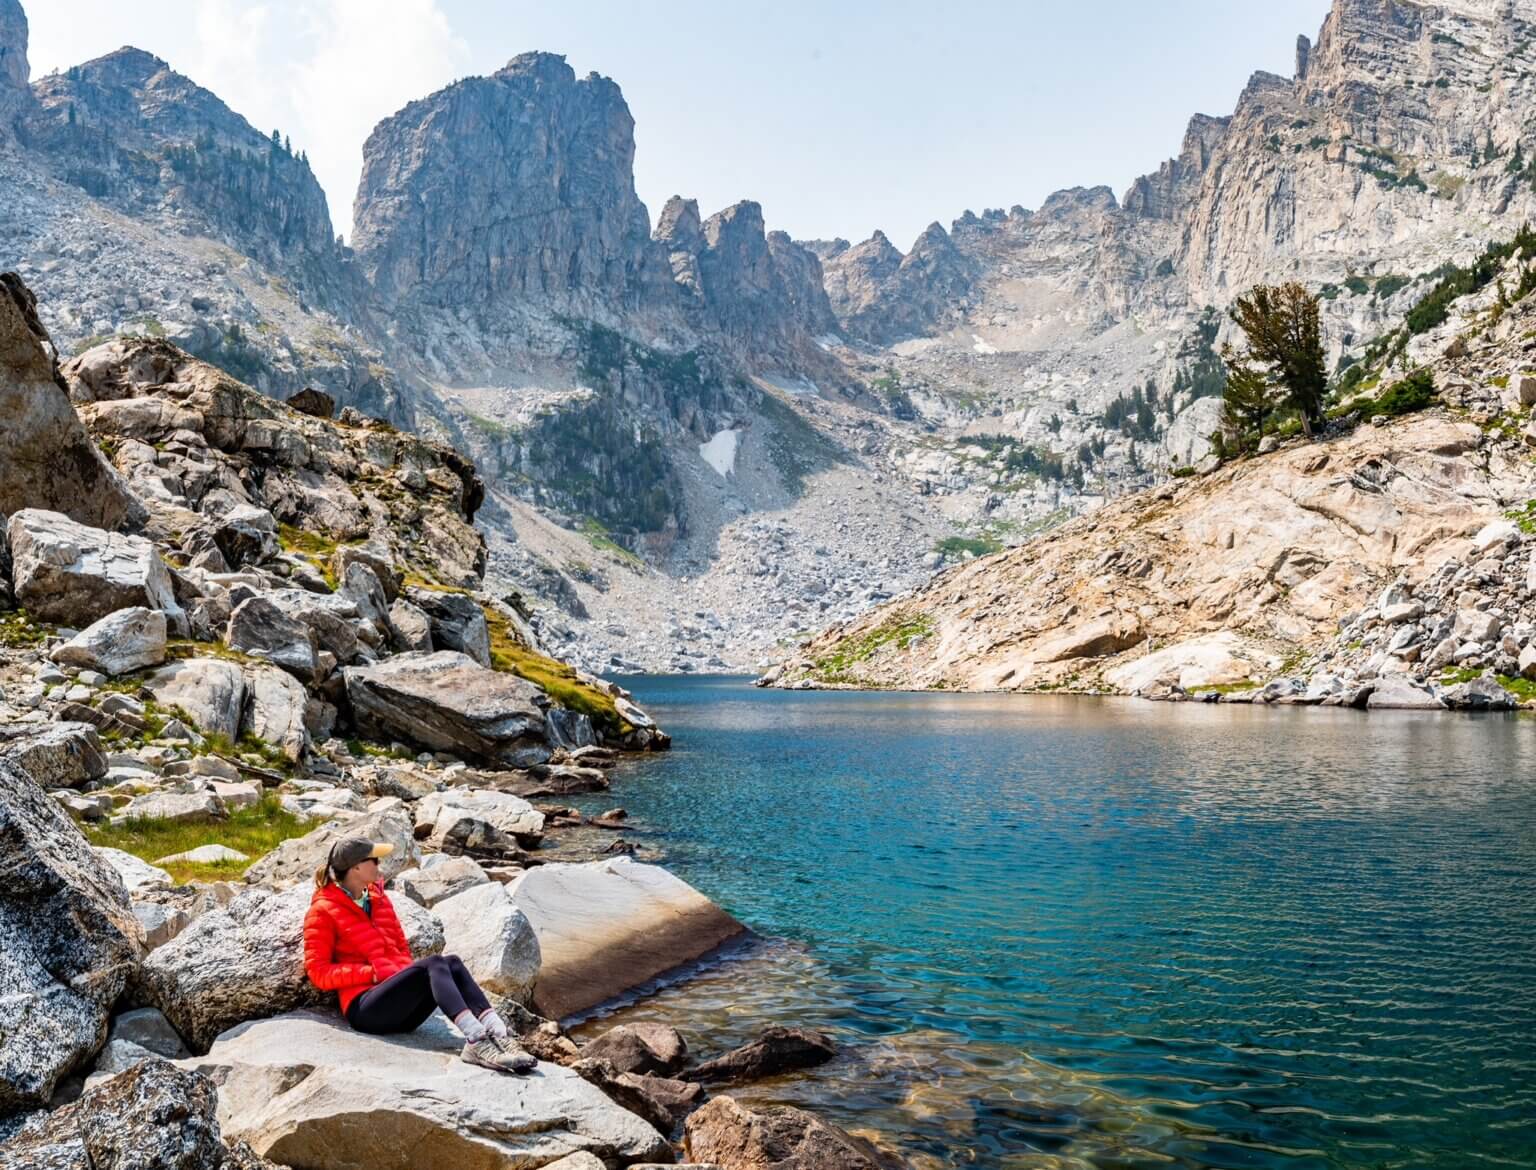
574 676 1536 1170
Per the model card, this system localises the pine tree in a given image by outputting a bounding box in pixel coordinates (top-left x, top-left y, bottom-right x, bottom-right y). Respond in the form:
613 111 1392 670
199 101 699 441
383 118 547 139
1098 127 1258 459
1228 282 1327 437
1219 344 1281 451
66 103 75 126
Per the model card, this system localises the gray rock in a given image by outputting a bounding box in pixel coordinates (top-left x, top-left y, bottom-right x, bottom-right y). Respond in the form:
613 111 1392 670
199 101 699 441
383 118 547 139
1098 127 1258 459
135 881 440 1052
7 509 183 631
114 791 226 824
50 607 167 676
388 596 433 652
547 706 598 749
1443 675 1520 711
0 1059 242 1170
340 560 391 631
344 651 551 768
211 503 279 569
132 901 192 950
264 587 362 664
185 1009 668 1167
405 587 492 666
241 804 418 889
226 595 318 683
107 1007 190 1059
394 854 490 907
581 1022 689 1077
242 662 309 763
142 658 248 741
1365 676 1446 710
0 722 106 789
432 881 542 1002
95 847 172 895
0 757 142 1113
690 1026 836 1085
333 544 401 602
414 788 545 853
0 274 140 530
1453 608 1502 645
286 387 336 418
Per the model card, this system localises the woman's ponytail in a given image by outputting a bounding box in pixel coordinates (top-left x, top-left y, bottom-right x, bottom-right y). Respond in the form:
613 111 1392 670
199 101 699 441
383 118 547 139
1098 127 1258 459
314 864 331 890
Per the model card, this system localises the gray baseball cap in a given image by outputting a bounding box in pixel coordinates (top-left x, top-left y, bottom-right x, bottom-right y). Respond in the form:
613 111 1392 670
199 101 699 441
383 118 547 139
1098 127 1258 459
327 837 394 875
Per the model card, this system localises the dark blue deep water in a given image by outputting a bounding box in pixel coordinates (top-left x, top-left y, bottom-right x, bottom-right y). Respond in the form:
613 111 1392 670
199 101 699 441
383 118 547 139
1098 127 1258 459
575 676 1536 1170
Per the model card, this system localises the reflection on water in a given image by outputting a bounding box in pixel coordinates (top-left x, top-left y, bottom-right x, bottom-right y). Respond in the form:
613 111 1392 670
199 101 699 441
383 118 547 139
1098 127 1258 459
574 678 1536 1169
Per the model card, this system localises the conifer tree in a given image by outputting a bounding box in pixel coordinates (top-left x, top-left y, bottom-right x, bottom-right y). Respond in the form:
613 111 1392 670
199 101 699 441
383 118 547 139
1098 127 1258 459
1219 344 1280 451
1228 282 1327 438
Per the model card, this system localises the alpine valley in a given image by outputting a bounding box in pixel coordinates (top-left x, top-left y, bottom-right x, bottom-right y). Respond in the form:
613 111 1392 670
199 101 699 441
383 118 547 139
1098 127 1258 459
6 0 1536 693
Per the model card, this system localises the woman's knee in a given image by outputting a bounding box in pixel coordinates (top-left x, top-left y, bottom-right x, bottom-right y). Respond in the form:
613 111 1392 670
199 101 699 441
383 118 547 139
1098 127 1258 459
423 954 450 971
445 953 466 969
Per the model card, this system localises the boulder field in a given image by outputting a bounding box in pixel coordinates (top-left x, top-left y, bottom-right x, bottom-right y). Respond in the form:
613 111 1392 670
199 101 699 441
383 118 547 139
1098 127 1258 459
0 275 889 1167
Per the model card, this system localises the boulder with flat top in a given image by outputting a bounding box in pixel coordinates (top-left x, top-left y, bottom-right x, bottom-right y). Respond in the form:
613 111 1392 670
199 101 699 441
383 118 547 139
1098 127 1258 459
7 509 184 631
183 1009 671 1168
344 651 552 767
509 857 745 1020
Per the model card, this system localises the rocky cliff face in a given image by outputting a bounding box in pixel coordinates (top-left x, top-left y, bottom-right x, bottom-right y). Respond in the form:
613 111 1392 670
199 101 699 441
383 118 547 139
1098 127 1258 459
0 0 30 135
354 53 658 313
771 233 1536 707
25 49 338 278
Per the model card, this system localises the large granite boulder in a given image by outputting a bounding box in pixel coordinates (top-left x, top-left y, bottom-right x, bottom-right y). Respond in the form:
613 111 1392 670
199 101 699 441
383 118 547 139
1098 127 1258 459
50 606 168 676
0 723 106 790
142 658 249 741
405 587 492 666
394 853 491 907
344 651 552 767
684 1096 899 1170
134 880 442 1052
7 509 183 631
0 757 142 1112
242 663 310 763
226 596 318 683
0 1058 267 1170
509 858 745 1020
0 272 139 530
432 881 542 1003
241 805 419 888
415 787 546 852
184 1010 671 1168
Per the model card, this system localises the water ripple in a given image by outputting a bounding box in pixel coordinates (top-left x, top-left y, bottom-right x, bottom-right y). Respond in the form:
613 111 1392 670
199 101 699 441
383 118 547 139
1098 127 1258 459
572 679 1536 1170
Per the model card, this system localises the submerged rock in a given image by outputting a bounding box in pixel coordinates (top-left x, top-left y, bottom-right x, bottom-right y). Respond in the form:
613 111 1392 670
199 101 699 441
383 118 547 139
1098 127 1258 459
690 1026 836 1085
684 1095 900 1169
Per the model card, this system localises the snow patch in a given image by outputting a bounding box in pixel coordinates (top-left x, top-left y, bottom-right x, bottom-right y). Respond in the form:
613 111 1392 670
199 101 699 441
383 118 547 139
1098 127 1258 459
699 428 740 478
814 334 844 350
971 334 998 355
890 337 942 357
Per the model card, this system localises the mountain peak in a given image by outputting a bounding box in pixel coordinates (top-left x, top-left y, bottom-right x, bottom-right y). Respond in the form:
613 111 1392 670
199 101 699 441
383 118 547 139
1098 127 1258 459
494 51 576 85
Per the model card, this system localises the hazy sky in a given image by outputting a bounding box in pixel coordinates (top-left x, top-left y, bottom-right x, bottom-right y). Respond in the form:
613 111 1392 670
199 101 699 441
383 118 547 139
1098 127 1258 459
27 0 1333 248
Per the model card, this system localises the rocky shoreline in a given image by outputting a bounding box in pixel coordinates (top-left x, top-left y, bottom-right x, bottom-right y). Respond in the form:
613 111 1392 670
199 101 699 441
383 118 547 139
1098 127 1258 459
0 274 906 1169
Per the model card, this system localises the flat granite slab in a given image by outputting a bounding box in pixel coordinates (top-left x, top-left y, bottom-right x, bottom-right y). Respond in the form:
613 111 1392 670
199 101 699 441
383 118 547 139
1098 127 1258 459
509 857 746 1020
182 1009 669 1169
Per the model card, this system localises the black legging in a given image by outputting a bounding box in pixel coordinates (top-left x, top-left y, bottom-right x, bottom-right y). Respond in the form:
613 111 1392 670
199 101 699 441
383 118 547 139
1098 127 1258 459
345 954 492 1035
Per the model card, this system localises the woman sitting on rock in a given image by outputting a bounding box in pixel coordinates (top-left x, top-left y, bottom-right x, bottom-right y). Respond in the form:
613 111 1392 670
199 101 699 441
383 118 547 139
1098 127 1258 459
303 836 535 1073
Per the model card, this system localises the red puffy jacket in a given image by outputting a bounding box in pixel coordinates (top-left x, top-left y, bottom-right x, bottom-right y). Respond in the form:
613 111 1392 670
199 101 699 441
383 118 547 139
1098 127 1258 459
303 881 413 1015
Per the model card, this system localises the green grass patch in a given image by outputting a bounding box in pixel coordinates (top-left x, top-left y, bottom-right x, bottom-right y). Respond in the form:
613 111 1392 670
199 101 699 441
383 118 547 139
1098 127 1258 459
1505 500 1536 535
84 794 312 884
466 414 515 441
1439 668 1536 703
936 536 1002 559
276 524 341 588
1194 680 1262 695
345 738 416 761
813 613 935 683
579 517 643 568
482 604 632 737
0 609 50 648
1171 466 1198 478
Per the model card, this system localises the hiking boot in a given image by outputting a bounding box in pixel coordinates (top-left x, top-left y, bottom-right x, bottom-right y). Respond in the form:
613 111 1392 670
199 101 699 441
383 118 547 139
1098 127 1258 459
488 1032 538 1073
461 1035 532 1074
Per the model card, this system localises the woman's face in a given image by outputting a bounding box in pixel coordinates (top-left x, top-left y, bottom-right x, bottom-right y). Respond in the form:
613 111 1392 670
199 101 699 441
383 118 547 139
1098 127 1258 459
345 857 380 890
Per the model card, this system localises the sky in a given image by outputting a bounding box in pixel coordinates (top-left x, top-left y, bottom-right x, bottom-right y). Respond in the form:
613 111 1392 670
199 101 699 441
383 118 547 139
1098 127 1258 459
26 0 1334 248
